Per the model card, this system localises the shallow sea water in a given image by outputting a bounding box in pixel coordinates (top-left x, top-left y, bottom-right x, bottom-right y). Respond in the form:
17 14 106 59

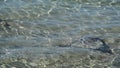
0 0 120 68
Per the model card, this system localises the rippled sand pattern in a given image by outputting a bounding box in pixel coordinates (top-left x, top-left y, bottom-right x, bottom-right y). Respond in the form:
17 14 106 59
0 0 120 68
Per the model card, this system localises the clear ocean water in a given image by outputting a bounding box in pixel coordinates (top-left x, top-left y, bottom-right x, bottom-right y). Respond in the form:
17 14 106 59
0 0 120 68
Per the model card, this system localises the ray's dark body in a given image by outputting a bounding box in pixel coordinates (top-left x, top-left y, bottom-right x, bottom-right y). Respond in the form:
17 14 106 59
87 37 113 54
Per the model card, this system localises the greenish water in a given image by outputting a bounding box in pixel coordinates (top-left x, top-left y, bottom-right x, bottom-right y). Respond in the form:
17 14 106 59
0 0 120 68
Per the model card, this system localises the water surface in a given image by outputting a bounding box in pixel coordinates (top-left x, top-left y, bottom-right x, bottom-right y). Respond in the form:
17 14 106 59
0 0 120 68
